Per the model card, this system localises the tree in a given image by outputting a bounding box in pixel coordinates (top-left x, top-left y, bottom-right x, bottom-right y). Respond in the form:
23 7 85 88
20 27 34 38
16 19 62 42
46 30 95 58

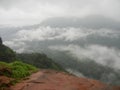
0 37 2 45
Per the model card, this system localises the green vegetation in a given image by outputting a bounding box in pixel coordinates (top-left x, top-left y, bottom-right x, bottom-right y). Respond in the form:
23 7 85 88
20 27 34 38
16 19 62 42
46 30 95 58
0 61 11 76
51 51 120 85
10 61 38 78
0 38 65 72
77 60 120 85
17 53 65 71
0 44 16 62
0 61 38 79
0 38 65 89
0 61 38 89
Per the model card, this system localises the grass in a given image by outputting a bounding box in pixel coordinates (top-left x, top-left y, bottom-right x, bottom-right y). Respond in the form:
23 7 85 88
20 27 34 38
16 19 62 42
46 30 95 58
0 61 38 89
0 61 38 79
9 61 38 78
0 61 38 90
0 61 11 77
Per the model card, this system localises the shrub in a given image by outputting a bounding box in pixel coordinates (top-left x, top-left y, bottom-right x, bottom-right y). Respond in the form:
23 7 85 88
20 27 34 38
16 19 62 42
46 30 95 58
9 61 38 78
0 61 38 79
0 62 12 77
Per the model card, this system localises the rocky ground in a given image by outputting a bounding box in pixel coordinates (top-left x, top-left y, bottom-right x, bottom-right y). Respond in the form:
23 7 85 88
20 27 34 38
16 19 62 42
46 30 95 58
8 69 119 90
0 69 120 90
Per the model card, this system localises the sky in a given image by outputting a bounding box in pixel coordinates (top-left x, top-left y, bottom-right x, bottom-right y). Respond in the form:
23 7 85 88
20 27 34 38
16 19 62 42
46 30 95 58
0 0 120 26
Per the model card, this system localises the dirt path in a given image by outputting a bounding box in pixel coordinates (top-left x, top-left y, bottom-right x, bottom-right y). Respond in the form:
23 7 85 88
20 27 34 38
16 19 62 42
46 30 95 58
10 70 116 90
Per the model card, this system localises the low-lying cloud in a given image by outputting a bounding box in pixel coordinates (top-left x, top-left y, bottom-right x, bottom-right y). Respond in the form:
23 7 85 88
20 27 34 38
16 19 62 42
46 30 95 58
4 26 120 42
3 26 120 69
49 44 120 69
3 26 120 52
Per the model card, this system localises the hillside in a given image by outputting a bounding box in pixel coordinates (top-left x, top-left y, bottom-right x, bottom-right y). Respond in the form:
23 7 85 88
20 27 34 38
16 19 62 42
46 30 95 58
0 38 16 62
0 40 38 89
0 37 64 71
17 53 65 71
0 61 38 89
0 38 120 90
48 51 120 85
0 38 65 89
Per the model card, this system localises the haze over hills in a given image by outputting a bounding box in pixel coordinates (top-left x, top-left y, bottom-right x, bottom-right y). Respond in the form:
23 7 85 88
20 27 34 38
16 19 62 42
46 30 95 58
40 15 120 30
0 39 67 90
0 15 120 85
0 0 120 89
0 37 119 90
0 15 120 41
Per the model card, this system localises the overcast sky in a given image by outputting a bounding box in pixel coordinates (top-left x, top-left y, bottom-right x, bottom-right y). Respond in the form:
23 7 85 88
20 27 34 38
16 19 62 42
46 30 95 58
0 0 120 26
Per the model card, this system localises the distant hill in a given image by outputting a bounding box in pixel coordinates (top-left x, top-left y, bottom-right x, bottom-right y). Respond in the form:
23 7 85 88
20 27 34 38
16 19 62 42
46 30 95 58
17 53 65 71
40 15 120 30
0 37 16 62
0 37 64 71
47 51 120 85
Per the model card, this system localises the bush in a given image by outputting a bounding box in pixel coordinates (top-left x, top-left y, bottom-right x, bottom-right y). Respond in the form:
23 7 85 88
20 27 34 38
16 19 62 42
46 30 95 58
0 62 11 76
0 61 38 79
9 61 38 78
0 62 10 69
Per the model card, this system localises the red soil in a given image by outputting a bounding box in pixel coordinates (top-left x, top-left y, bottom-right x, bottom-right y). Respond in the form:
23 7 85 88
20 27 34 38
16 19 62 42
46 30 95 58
10 70 119 90
0 76 12 85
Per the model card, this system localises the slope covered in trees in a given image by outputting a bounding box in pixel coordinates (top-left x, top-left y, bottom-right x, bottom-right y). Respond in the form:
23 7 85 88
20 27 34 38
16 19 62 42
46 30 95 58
17 53 65 71
0 37 16 62
0 37 64 71
0 38 65 89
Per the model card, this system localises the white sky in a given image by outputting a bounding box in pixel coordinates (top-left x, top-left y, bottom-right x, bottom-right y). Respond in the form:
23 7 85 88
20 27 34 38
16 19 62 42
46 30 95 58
0 0 120 26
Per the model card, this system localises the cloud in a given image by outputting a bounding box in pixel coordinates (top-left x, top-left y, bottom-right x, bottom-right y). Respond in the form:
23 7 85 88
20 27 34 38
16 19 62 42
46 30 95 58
0 0 65 25
2 26 120 69
3 40 27 53
3 26 120 53
66 68 85 77
7 26 120 42
0 0 120 25
49 44 120 69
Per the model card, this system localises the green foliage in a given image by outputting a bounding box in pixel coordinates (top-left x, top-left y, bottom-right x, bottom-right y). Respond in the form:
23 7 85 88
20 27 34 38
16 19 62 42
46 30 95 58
76 60 120 85
17 53 65 71
0 62 11 76
0 44 41 89
0 62 10 68
0 61 38 79
9 61 38 78
0 44 16 62
0 61 38 89
0 43 65 72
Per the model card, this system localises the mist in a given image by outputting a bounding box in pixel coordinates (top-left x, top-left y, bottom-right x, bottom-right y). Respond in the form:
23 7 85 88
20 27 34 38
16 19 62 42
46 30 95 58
0 0 120 25
0 0 120 85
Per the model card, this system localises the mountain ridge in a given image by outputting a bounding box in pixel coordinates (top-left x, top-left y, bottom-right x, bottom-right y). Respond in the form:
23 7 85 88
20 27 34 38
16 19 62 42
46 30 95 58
40 15 120 30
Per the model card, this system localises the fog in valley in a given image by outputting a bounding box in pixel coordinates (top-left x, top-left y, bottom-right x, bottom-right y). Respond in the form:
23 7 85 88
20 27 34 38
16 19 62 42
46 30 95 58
0 0 120 85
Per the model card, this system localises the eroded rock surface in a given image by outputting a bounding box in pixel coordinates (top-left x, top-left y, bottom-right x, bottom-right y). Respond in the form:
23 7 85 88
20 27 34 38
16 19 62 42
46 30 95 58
10 70 120 90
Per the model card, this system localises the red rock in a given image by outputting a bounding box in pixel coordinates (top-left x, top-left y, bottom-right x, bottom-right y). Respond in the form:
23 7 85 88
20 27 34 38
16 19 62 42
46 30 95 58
0 76 11 85
10 69 119 90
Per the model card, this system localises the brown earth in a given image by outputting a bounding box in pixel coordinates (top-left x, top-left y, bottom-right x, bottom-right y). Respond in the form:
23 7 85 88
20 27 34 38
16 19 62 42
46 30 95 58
0 76 13 90
0 76 12 86
9 69 120 90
